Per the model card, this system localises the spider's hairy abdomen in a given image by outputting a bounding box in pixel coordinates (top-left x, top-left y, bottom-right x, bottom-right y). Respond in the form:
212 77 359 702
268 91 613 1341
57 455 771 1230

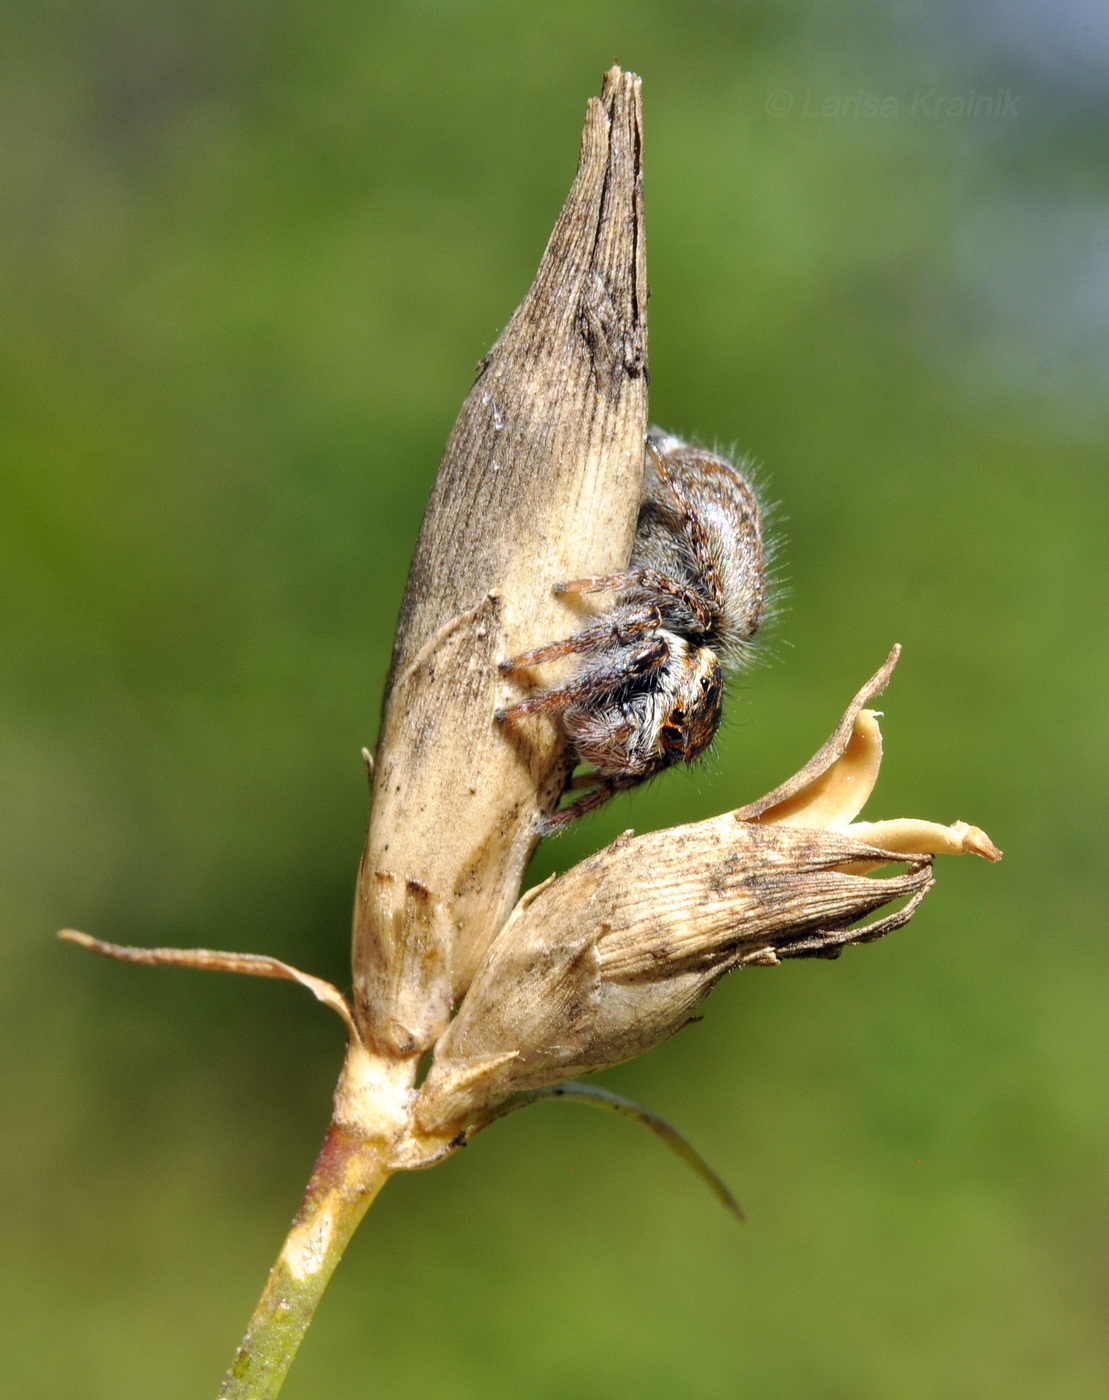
638 429 767 662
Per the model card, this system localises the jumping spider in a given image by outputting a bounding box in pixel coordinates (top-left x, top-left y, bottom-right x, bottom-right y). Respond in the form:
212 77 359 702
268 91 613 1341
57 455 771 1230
497 429 768 831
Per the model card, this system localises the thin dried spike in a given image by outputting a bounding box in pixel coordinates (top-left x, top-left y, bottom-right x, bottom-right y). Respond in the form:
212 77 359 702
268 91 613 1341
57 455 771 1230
58 930 361 1043
467 1079 744 1222
775 878 933 960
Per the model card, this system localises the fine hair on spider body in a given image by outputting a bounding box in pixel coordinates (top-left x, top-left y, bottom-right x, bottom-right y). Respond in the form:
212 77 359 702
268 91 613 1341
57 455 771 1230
496 428 768 831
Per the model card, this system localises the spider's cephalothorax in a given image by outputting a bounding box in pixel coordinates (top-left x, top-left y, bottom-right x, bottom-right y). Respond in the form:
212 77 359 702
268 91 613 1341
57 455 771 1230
496 429 769 832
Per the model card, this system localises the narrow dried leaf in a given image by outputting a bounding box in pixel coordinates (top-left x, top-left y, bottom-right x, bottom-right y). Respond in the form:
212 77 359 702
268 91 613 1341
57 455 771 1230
58 930 360 1042
468 1081 745 1221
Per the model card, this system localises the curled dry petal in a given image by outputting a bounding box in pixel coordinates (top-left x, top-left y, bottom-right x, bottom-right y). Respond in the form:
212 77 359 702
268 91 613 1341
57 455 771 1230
736 645 1002 869
733 646 899 828
840 818 1002 873
412 647 1001 1143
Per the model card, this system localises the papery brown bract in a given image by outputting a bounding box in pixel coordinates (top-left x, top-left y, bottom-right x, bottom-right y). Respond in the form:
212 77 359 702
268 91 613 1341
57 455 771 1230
413 822 933 1138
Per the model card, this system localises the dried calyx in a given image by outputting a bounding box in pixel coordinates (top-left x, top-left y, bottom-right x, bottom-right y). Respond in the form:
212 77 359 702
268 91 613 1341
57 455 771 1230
406 644 1000 1151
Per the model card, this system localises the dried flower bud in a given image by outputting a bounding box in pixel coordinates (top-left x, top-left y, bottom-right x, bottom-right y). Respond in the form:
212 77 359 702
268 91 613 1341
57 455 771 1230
412 648 1001 1143
352 72 648 1058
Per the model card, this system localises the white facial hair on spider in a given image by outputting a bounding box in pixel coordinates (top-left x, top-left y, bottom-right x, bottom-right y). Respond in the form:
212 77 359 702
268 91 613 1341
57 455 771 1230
496 428 768 830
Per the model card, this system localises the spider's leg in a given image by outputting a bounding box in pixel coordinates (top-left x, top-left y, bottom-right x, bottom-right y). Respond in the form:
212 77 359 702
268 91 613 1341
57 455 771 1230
499 606 660 673
680 510 724 615
646 436 691 518
567 771 607 789
556 571 714 632
538 774 641 833
553 574 634 595
496 634 668 723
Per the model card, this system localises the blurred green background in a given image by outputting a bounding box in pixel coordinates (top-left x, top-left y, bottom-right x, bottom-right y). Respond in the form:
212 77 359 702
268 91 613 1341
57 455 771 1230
2 2 1107 1396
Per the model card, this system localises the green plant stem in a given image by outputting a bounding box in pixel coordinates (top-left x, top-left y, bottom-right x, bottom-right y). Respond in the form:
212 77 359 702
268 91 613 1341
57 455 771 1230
218 1118 392 1400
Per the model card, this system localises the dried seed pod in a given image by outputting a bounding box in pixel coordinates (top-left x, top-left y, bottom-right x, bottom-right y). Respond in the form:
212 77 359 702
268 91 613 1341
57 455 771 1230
412 650 1001 1141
